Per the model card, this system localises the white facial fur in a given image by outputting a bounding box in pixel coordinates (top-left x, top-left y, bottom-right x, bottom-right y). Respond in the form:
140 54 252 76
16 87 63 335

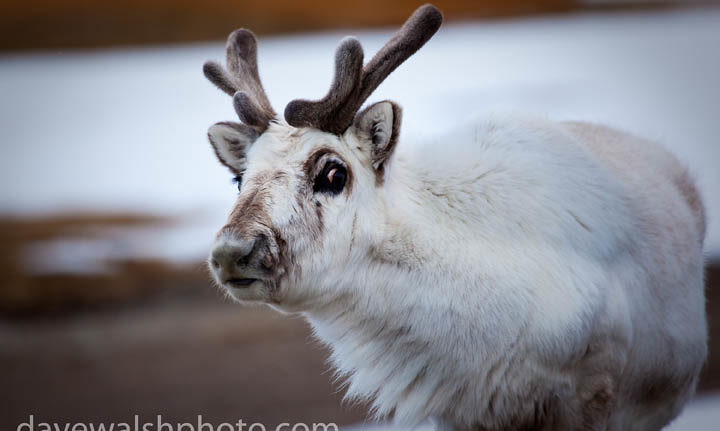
208 101 398 311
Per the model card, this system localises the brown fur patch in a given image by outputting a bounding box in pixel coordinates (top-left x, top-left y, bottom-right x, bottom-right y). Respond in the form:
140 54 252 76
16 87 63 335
673 167 706 242
217 172 298 304
228 187 263 230
631 372 692 410
349 212 358 253
581 384 615 429
474 393 563 431
266 226 292 303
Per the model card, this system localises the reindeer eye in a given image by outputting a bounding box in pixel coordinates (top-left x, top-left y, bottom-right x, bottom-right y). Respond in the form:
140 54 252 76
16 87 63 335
232 175 243 192
314 163 347 195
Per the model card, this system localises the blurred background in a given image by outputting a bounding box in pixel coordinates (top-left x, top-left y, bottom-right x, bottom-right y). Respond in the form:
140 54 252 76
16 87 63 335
1 0 719 429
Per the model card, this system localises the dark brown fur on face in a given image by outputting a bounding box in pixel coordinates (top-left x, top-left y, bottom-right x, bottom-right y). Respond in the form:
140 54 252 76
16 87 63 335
218 172 292 301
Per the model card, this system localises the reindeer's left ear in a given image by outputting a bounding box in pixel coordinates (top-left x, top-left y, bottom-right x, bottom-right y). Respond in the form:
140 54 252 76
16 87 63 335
352 101 402 175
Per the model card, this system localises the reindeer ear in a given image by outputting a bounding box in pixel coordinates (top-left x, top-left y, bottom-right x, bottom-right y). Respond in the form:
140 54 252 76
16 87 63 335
207 121 259 174
353 101 402 175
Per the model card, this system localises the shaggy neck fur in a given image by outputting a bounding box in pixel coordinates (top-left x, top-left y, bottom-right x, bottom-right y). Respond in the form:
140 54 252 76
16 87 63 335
289 109 709 431
303 114 646 428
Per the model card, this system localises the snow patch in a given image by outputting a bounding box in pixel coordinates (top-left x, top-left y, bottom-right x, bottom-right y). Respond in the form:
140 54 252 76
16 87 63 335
1 6 718 267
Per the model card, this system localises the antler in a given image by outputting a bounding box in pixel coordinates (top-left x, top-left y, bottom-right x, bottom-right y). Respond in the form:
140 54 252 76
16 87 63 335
284 4 443 135
204 29 277 131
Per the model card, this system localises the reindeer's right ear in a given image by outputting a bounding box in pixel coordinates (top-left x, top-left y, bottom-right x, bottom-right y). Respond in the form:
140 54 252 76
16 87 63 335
352 101 402 178
207 121 259 174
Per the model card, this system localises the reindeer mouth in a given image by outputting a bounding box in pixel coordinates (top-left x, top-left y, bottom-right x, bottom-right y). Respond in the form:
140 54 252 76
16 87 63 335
225 278 259 288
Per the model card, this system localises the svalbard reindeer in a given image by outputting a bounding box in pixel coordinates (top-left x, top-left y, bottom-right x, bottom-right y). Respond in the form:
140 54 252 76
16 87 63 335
201 4 707 431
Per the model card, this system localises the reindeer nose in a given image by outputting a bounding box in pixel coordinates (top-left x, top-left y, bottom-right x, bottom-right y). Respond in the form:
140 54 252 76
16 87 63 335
212 237 255 266
210 236 260 282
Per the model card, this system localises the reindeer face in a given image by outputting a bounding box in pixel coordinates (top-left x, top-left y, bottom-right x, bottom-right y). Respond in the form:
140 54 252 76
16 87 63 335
201 5 441 310
208 101 401 309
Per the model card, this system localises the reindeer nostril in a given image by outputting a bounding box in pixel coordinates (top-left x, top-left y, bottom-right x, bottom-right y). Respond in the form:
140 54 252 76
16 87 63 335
261 254 273 270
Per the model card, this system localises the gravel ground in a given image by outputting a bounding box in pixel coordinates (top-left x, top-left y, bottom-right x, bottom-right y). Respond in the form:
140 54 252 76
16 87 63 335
0 293 367 430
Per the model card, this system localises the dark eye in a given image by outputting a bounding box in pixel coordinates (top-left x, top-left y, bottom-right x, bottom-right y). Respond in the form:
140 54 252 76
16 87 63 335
232 175 243 192
314 163 347 195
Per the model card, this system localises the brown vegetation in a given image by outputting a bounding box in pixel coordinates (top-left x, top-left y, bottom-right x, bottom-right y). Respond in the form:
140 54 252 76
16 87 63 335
1 0 577 51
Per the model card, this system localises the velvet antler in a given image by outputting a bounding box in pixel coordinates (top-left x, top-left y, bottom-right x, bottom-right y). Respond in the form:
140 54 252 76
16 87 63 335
204 29 277 132
284 4 443 135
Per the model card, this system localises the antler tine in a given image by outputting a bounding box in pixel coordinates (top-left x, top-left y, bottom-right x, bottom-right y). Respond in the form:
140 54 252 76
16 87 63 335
203 29 277 131
284 37 364 135
284 4 442 135
357 4 442 107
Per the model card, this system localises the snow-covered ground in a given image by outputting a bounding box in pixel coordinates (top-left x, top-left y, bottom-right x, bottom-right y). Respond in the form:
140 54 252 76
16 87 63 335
1 7 719 264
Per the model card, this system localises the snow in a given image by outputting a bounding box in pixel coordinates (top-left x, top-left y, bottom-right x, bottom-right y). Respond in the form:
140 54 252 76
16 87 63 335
21 219 212 275
0 6 718 266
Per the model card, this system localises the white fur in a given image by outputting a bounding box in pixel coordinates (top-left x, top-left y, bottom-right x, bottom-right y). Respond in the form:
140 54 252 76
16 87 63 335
210 111 707 431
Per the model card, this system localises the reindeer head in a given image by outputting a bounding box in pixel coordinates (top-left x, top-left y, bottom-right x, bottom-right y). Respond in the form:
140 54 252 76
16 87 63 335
205 5 442 310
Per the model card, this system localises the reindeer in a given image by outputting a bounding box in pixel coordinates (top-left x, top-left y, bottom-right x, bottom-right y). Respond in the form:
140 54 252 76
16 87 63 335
202 5 707 431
